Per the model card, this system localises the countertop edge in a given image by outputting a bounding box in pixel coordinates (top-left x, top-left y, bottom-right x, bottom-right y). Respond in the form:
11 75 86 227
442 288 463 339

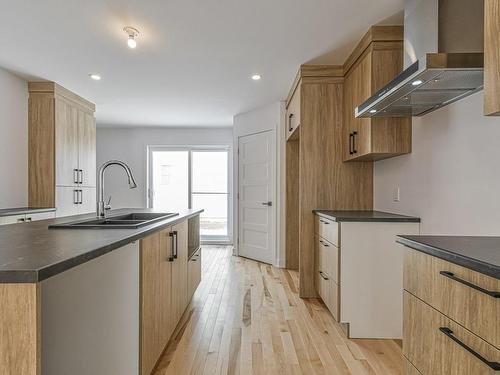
0 207 56 217
396 236 500 280
1 209 203 283
313 210 421 223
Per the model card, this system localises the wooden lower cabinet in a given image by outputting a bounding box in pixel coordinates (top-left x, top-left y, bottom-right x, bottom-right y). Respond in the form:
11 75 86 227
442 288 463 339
188 248 202 299
403 292 500 375
140 219 191 375
171 220 189 323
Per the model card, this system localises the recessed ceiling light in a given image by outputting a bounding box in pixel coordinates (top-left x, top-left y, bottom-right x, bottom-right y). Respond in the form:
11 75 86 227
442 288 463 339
251 74 262 81
412 79 423 86
369 109 377 114
89 74 101 80
123 26 140 49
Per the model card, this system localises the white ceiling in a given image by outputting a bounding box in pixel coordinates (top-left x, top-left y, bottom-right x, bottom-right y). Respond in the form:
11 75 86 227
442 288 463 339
0 0 404 127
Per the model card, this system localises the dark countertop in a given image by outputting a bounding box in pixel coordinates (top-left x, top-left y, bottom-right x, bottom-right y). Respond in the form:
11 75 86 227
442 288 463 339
0 208 203 283
313 210 420 223
397 235 500 279
0 207 56 217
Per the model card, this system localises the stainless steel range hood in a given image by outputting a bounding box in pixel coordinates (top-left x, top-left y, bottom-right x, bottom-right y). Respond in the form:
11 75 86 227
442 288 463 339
355 0 484 118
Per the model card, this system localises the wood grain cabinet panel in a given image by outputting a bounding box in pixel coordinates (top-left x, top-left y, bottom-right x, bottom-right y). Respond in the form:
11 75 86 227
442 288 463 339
404 248 500 349
171 220 189 323
343 27 412 162
140 228 173 375
403 291 500 375
28 82 96 216
286 83 301 139
484 0 500 116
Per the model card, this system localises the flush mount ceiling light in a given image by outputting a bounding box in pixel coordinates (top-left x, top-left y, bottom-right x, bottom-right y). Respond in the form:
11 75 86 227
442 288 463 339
369 109 377 114
89 73 101 80
251 74 262 81
411 79 423 86
123 26 140 49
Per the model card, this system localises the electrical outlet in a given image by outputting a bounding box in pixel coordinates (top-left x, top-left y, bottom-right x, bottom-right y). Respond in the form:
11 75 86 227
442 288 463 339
393 186 400 202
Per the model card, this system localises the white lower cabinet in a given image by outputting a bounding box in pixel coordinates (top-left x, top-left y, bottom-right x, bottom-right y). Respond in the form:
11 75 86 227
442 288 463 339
315 214 420 339
56 186 96 217
0 211 56 225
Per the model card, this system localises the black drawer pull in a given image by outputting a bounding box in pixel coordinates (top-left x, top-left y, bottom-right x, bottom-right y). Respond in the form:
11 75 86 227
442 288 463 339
318 271 329 280
439 327 500 370
439 271 500 298
288 113 294 132
349 133 353 155
352 131 357 154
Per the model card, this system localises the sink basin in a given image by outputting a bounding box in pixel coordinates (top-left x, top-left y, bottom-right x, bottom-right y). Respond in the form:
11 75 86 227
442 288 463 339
49 212 179 229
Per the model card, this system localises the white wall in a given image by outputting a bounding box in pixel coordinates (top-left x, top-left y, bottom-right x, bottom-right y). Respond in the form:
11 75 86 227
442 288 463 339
96 126 234 235
233 102 285 266
374 92 500 235
0 67 28 207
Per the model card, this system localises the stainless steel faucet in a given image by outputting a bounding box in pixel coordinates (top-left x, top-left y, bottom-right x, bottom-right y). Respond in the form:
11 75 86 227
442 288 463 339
97 160 137 218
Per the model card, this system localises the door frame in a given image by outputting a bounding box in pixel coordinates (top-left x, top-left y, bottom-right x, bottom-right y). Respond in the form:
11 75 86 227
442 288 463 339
146 145 233 244
236 129 277 265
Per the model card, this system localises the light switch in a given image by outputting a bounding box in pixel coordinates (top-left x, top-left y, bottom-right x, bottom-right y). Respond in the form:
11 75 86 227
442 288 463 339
393 186 400 202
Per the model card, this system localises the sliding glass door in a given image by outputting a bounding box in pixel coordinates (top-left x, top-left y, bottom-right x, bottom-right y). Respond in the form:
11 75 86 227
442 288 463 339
148 146 230 242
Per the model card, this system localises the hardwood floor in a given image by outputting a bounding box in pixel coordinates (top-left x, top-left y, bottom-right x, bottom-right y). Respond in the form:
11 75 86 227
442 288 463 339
153 246 403 375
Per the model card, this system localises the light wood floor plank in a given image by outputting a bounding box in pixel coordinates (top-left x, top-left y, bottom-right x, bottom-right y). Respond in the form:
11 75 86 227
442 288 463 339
153 246 403 375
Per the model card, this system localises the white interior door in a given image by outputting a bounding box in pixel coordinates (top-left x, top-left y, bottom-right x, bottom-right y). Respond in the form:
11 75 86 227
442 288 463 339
238 130 275 264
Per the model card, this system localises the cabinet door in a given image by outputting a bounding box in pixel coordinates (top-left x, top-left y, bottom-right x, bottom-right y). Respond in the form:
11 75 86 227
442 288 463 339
78 110 96 187
55 99 79 186
55 186 79 217
172 220 188 322
188 249 201 298
140 229 173 375
286 84 301 139
78 187 96 215
484 0 500 116
159 229 175 344
0 214 26 225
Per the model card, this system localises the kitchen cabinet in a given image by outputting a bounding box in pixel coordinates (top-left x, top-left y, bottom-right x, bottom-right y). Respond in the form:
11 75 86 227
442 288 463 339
284 64 373 296
171 220 189 323
403 248 500 374
0 211 56 225
140 219 191 375
314 211 420 338
188 248 202 299
28 82 96 217
140 228 173 375
484 0 500 116
343 26 412 161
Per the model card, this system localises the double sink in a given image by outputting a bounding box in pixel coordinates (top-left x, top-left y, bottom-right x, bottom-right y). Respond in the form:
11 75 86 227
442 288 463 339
49 212 179 229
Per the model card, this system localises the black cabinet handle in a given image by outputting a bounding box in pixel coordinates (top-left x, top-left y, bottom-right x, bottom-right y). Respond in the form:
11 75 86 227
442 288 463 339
349 133 353 155
353 131 358 154
73 169 79 184
79 169 84 184
439 327 500 370
288 113 294 131
73 189 79 204
439 271 500 298
168 232 175 262
173 231 178 259
318 271 329 280
319 240 330 247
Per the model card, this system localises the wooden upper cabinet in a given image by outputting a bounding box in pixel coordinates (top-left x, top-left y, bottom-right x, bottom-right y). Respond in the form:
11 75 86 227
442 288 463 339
484 0 500 116
55 99 79 186
343 26 412 162
286 81 301 140
28 82 96 213
78 110 97 187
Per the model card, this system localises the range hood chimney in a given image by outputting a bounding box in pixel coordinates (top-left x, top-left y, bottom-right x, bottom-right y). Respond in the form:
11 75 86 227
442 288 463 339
355 0 484 118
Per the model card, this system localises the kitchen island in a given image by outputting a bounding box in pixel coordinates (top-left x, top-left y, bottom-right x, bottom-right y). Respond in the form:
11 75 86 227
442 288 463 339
0 208 202 375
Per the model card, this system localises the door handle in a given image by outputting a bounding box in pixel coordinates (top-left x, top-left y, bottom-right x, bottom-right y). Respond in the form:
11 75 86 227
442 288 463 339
352 131 358 154
173 231 178 259
261 201 272 207
73 189 79 204
349 133 353 155
439 327 500 370
73 169 79 184
168 232 175 262
318 271 329 280
79 169 84 184
288 113 294 132
439 271 500 298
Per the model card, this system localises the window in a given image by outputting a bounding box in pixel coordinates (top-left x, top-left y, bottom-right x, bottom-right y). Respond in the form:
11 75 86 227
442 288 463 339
148 147 230 242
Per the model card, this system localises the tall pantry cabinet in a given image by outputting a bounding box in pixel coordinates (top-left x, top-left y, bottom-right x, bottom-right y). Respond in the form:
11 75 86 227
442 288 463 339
28 82 97 217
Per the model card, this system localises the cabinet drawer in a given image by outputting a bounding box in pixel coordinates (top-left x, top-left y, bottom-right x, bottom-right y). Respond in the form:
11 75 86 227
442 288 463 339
316 216 338 246
318 237 339 284
403 292 500 375
317 270 339 321
404 249 500 348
